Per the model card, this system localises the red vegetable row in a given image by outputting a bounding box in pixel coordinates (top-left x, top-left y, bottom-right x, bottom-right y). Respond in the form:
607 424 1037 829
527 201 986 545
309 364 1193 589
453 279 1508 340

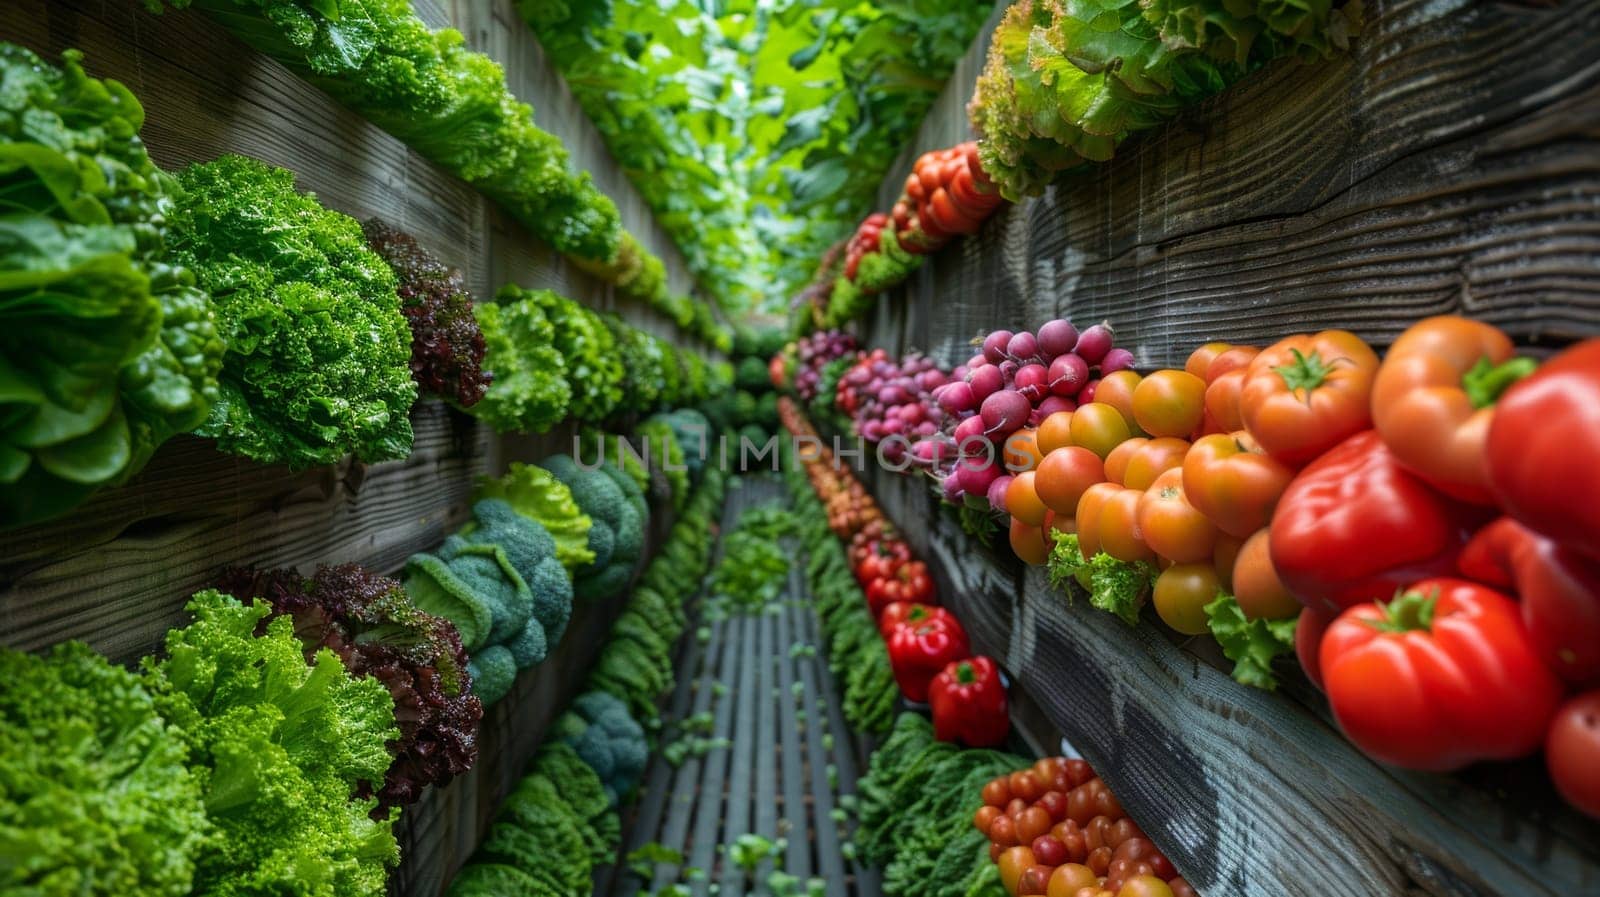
782 399 1010 747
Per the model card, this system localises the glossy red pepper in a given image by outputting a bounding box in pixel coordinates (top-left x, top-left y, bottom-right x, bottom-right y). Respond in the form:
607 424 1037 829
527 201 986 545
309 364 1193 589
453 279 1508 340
1270 430 1488 614
885 616 970 703
877 602 955 639
1458 517 1600 686
1486 339 1600 560
1319 578 1562 771
928 655 1010 747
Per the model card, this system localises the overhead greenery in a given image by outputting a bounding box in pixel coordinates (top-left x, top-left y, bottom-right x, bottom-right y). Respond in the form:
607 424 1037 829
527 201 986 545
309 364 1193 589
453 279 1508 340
522 0 992 315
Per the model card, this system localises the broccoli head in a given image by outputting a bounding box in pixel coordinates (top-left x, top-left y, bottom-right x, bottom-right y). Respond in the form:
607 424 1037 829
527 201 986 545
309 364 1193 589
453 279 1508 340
559 690 648 804
467 645 517 707
527 555 574 646
507 614 548 670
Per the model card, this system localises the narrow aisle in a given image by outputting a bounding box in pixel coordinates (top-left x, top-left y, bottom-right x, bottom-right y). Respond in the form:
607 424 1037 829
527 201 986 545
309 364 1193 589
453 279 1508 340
613 477 881 897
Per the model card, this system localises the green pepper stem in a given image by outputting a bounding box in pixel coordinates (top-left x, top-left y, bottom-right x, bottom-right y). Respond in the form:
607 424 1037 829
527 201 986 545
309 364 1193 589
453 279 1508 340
1462 356 1537 409
1273 348 1335 393
954 661 977 685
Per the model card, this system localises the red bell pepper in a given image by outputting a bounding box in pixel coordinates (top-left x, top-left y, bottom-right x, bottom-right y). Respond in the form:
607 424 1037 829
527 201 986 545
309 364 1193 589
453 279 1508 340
878 602 954 639
1458 517 1600 686
928 656 1010 747
1486 339 1600 560
1319 578 1562 771
886 616 970 703
1270 430 1488 614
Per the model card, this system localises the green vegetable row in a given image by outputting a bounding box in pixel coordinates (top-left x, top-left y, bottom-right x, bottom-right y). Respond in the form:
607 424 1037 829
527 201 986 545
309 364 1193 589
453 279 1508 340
786 456 898 736
138 0 731 349
853 713 1022 897
2 43 731 529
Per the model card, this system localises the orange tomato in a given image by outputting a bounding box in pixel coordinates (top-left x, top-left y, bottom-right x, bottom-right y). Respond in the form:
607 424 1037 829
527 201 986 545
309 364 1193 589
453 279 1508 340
1152 563 1220 635
1037 411 1076 454
1075 482 1122 559
1240 330 1379 466
1096 487 1153 563
1181 432 1295 539
1132 370 1206 438
1094 371 1143 434
1007 471 1050 525
1212 531 1244 592
1186 342 1231 380
1102 437 1148 486
1203 369 1247 433
1046 865 1099 897
1136 468 1218 564
1036 446 1107 515
1121 437 1190 491
1046 509 1076 539
998 846 1037 895
1232 528 1300 619
1010 516 1052 566
1117 876 1176 897
1004 428 1044 472
1069 403 1133 460
1205 345 1259 382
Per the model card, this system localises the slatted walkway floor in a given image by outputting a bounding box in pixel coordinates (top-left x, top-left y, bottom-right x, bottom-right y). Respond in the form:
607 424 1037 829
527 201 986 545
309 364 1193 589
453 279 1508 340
605 476 882 897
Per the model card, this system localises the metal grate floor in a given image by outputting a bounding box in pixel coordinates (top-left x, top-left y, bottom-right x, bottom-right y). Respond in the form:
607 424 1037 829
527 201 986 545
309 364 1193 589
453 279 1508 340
606 477 882 897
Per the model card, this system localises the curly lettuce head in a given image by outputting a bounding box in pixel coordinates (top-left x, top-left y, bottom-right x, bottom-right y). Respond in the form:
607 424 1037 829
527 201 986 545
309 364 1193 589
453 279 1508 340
169 154 415 469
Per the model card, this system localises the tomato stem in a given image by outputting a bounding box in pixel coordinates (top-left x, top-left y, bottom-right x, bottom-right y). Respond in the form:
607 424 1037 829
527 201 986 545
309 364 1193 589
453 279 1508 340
1462 356 1537 409
1368 590 1438 633
1273 348 1335 394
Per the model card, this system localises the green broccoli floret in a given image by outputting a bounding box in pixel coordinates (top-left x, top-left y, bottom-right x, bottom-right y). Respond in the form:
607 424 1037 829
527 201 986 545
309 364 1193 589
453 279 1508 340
476 463 595 573
610 500 644 563
445 863 540 897
597 455 649 524
559 690 648 805
467 645 518 707
576 558 633 602
584 517 617 570
400 551 496 651
485 776 592 893
437 535 535 647
527 555 574 646
507 615 547 669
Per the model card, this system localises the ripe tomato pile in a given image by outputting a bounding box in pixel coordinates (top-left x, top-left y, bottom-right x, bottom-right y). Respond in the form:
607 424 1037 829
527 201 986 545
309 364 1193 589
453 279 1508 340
978 757 1194 897
783 399 1010 747
895 142 1005 253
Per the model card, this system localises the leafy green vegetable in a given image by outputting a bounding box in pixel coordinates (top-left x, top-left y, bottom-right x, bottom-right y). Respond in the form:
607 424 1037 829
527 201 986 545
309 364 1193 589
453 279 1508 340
1046 530 1156 625
970 0 1361 200
525 0 991 314
529 288 624 423
626 842 687 881
470 287 570 434
554 690 648 805
477 462 596 572
361 219 489 406
0 45 223 526
169 154 415 468
0 641 208 897
1205 591 1298 690
142 591 399 897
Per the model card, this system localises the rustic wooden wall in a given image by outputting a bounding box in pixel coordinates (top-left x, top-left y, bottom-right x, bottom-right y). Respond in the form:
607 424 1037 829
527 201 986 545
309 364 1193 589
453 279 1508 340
0 2 709 895
850 1 1600 896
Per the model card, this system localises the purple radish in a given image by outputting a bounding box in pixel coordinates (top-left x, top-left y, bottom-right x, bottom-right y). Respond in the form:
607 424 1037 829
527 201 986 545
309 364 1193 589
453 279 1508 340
980 390 1031 437
1079 378 1100 404
1037 319 1079 359
988 474 1015 512
1007 331 1039 362
1099 347 1135 374
1048 353 1090 397
1013 363 1049 401
938 381 976 415
967 364 1003 401
982 330 1013 364
1075 322 1114 365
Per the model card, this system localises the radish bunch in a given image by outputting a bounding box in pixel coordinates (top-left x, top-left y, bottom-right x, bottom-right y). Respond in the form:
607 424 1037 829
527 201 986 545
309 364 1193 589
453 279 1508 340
793 329 858 401
837 349 952 465
923 320 1132 509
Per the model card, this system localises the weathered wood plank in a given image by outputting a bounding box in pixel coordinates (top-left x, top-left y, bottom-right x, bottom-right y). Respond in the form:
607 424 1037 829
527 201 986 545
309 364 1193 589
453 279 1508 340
865 0 1600 368
858 465 1600 897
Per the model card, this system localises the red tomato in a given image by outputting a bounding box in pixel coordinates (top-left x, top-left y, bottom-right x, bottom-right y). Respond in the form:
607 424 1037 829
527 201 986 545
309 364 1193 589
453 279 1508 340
1010 770 1046 802
1547 690 1600 818
975 805 1002 833
1204 345 1259 382
1032 835 1069 867
1036 447 1108 516
1240 330 1380 466
983 776 1012 807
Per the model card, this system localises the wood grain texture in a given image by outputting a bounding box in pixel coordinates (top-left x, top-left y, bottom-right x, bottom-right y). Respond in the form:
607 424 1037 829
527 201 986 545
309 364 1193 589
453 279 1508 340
865 0 1600 369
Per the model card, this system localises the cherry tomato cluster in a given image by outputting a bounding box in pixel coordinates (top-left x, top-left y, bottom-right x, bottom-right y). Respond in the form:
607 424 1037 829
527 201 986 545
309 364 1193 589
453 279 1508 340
977 757 1195 897
843 212 890 281
783 400 1011 747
